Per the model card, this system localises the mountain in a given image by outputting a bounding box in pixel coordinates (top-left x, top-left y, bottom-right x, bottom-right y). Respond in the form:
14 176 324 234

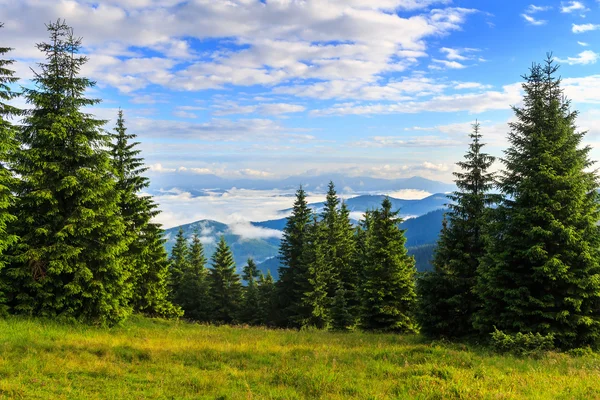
282 193 450 218
148 173 455 194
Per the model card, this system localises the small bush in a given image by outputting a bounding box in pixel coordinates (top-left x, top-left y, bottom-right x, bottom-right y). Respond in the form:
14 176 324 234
490 328 554 356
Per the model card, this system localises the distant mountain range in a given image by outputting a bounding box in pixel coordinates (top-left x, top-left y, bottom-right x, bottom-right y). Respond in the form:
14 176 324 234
163 192 449 277
149 173 455 194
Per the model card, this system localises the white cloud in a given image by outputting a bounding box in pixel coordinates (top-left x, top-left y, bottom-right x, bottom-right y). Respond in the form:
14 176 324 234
560 1 588 13
213 102 306 116
572 23 600 33
555 50 599 65
228 221 283 240
521 14 547 25
526 4 552 13
578 41 590 46
432 59 467 69
563 75 600 103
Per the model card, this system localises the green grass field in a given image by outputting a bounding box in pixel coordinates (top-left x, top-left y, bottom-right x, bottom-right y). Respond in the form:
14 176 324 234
1 316 599 399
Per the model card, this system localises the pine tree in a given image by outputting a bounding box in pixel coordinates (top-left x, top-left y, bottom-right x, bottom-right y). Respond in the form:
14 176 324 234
174 232 210 321
321 181 341 296
301 216 330 328
257 270 276 326
169 227 189 295
110 110 178 318
475 57 600 349
276 186 312 327
360 198 417 332
208 236 242 324
418 122 498 338
337 201 359 322
240 258 261 325
7 21 130 325
0 23 19 314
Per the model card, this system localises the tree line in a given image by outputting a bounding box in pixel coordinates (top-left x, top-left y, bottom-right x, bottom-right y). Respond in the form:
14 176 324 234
1 21 599 350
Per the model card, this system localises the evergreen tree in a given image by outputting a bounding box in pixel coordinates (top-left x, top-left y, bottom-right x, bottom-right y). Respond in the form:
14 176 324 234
360 198 417 332
257 271 276 326
174 232 210 321
240 258 261 325
0 23 19 314
337 201 359 321
169 227 189 295
208 236 242 324
330 283 353 332
110 110 178 318
7 21 130 325
276 186 312 327
301 216 330 329
475 57 600 349
418 122 498 338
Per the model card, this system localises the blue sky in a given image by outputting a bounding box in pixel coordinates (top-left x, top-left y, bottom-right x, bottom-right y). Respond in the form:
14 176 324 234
2 0 600 226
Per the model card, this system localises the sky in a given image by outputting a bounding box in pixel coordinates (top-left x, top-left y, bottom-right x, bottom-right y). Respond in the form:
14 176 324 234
2 0 600 227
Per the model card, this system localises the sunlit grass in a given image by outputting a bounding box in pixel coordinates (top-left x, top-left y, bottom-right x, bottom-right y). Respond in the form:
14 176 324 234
0 316 599 399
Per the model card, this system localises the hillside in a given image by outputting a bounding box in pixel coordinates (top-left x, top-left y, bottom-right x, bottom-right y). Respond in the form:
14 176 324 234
1 316 598 399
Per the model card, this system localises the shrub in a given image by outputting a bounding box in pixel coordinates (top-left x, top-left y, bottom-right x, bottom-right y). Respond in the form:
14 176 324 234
490 328 554 356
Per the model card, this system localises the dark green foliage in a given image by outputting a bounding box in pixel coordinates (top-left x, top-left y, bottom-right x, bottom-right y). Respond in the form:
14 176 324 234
330 284 353 332
7 21 130 325
208 236 242 324
475 56 600 349
418 122 498 338
110 110 178 318
0 23 19 314
257 271 276 326
174 232 210 321
276 186 312 327
407 244 436 272
240 258 261 325
169 227 189 295
360 198 417 333
490 328 555 356
301 216 330 329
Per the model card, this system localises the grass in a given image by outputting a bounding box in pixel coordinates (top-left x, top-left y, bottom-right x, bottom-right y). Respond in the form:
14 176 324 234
0 316 599 399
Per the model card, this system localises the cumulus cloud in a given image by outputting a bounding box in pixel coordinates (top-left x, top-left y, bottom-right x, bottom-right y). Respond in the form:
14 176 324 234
560 1 588 13
572 23 600 33
521 14 547 25
555 51 599 65
228 221 283 240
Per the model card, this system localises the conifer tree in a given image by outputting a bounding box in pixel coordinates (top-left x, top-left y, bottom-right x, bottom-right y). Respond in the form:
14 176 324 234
174 232 210 321
110 110 178 318
301 216 330 328
276 186 312 327
0 23 19 313
418 122 498 338
7 21 130 325
240 258 261 325
208 236 242 324
475 57 600 349
169 227 189 295
331 284 353 332
360 198 417 332
337 201 359 321
257 270 276 326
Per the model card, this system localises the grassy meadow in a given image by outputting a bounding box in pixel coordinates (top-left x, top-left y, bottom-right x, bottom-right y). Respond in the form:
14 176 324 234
0 316 599 399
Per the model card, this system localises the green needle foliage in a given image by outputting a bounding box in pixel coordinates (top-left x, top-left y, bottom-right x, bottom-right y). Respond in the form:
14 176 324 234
418 122 499 338
240 258 261 325
174 232 209 321
110 110 179 318
208 236 242 324
360 198 417 333
475 56 600 349
276 186 312 327
7 20 130 325
0 23 19 314
169 227 189 296
257 270 276 326
302 216 330 329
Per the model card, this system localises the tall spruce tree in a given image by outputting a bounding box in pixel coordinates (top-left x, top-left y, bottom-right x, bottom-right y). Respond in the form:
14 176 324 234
418 122 498 338
169 227 189 296
110 110 178 318
208 236 242 324
475 57 600 349
240 258 261 325
7 21 130 325
0 23 20 314
175 232 210 321
276 186 312 327
337 201 359 322
360 198 417 332
301 216 330 328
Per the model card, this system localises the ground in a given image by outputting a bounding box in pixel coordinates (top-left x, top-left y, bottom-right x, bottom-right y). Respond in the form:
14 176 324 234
0 316 599 399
